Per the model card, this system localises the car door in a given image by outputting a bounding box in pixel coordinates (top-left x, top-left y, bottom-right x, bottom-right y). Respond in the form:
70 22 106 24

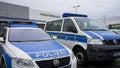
59 19 78 49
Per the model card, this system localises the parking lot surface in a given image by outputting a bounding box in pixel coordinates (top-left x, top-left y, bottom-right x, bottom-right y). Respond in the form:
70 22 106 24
77 58 120 68
1 59 120 68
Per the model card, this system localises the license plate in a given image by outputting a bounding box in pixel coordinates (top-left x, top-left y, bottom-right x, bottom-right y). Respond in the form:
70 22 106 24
113 52 120 57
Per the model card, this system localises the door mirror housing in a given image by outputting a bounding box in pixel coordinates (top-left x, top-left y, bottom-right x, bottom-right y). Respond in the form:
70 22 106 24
52 36 58 40
68 26 77 33
0 37 4 43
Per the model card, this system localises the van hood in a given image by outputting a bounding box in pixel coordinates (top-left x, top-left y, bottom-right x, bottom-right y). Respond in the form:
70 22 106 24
83 30 120 40
10 40 69 59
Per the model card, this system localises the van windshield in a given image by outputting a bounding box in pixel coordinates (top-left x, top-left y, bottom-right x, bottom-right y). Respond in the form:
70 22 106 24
75 18 107 31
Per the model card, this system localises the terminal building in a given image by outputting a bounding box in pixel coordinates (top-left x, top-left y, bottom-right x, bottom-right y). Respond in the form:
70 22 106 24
0 1 120 29
0 1 29 20
0 1 61 28
29 9 61 28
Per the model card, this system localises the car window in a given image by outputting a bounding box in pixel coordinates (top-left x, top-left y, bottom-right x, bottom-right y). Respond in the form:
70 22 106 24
46 20 62 31
0 28 7 38
0 21 9 32
75 18 107 30
63 19 77 33
9 28 52 42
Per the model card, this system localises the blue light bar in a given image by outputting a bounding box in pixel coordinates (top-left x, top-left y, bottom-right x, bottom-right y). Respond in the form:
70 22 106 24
7 20 38 28
11 24 38 28
63 13 88 18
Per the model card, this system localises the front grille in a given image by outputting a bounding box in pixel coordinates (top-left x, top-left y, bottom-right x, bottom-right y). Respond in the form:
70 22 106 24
103 39 120 45
36 56 70 68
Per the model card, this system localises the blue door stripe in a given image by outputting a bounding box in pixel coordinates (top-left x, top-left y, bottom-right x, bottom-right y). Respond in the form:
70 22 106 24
47 32 87 43
83 31 100 39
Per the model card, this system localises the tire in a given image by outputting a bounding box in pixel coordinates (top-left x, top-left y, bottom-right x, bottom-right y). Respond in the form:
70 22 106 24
1 59 6 68
0 57 2 67
74 48 87 65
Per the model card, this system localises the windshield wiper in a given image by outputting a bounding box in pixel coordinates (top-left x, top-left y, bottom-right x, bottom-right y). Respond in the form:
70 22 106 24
9 39 52 42
10 41 23 42
82 29 96 31
95 29 107 31
82 29 107 31
35 39 52 41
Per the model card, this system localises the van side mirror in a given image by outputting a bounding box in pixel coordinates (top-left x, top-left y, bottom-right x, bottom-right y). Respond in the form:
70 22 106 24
52 36 57 40
0 37 4 43
72 28 77 33
68 26 77 33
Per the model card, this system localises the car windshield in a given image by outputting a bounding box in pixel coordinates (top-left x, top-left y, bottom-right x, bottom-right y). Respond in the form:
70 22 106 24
75 18 107 31
9 28 52 42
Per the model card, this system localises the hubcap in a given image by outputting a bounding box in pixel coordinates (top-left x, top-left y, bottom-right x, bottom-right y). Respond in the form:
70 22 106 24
76 52 84 62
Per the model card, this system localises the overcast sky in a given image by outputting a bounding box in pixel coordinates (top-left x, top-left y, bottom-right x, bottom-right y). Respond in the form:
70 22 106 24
0 0 120 18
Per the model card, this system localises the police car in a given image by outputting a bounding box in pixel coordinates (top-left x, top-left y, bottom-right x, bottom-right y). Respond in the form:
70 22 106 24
0 27 76 68
44 13 120 65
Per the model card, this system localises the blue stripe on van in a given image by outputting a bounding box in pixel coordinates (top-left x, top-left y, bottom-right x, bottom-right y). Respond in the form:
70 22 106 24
83 31 100 39
76 35 87 42
47 32 87 43
92 31 120 40
84 30 120 40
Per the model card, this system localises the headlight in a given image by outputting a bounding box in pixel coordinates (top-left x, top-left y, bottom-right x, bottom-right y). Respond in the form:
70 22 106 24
88 39 103 45
12 58 35 68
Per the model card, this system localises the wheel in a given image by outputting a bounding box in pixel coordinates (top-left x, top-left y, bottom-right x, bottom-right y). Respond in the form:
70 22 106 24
74 48 87 65
0 57 2 67
1 59 6 68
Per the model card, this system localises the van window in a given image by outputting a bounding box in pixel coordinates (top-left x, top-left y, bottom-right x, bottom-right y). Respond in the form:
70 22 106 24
75 18 107 30
63 19 77 33
46 20 62 31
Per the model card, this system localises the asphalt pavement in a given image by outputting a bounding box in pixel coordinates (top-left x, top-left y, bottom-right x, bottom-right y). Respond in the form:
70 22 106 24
77 58 120 68
1 58 120 68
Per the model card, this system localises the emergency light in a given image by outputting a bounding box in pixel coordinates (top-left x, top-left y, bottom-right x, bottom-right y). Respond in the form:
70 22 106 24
63 13 88 18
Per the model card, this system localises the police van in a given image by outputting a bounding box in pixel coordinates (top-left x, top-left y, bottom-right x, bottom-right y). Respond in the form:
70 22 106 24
0 22 76 68
44 13 120 65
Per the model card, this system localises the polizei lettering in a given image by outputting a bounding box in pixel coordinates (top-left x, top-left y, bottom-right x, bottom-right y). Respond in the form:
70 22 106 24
28 49 69 58
36 49 68 58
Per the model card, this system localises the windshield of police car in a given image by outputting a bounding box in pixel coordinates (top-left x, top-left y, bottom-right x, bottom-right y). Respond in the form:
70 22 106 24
9 28 52 42
75 18 107 30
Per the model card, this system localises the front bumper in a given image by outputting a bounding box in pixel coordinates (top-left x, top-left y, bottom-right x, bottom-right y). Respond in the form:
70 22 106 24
87 44 120 61
71 57 77 68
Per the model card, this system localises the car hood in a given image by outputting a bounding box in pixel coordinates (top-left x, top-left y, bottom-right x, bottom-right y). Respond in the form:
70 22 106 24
10 40 69 59
83 30 120 40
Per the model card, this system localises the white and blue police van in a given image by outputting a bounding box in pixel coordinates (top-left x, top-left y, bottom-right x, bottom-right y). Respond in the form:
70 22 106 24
0 23 77 68
44 13 120 65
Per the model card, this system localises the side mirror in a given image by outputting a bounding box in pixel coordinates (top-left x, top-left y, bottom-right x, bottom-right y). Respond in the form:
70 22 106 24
52 36 57 40
68 27 77 33
0 37 4 43
72 28 77 33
